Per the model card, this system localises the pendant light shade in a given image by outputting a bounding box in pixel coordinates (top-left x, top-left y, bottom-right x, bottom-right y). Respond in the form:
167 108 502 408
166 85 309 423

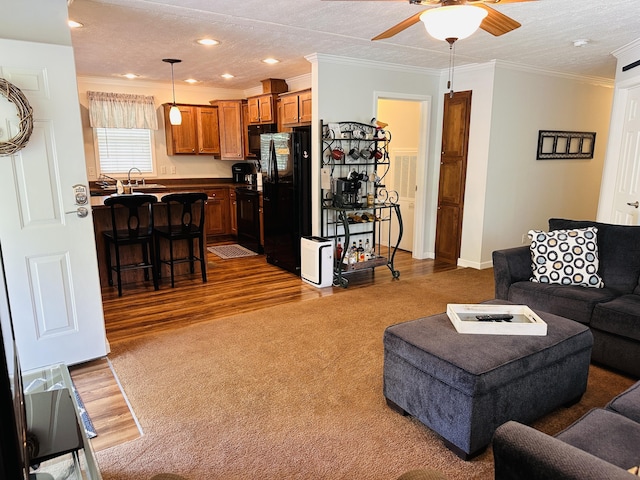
162 58 182 126
169 105 182 125
420 5 488 42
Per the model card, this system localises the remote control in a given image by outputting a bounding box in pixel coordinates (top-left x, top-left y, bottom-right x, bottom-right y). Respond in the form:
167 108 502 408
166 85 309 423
476 314 513 322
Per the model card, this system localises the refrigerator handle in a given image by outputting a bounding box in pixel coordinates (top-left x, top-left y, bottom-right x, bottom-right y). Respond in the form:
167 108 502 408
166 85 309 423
269 139 279 183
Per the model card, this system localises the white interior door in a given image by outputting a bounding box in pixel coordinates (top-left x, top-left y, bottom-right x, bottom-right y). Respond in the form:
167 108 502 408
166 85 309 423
611 85 640 224
0 38 107 370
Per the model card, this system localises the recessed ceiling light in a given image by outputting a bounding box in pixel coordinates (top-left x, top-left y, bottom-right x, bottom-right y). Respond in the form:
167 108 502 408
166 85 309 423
185 78 199 84
221 73 235 79
262 58 279 65
197 38 220 46
122 73 139 79
573 39 590 47
68 20 83 28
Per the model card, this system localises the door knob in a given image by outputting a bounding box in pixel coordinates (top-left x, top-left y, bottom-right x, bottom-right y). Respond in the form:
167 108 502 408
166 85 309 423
65 206 89 218
627 201 639 209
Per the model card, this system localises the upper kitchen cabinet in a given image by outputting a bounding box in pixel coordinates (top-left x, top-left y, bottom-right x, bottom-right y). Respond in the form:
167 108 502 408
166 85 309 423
279 89 312 127
163 104 220 156
213 100 246 160
247 94 277 124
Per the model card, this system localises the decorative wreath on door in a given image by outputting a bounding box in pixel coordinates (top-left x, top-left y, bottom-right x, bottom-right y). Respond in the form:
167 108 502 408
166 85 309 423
0 78 34 156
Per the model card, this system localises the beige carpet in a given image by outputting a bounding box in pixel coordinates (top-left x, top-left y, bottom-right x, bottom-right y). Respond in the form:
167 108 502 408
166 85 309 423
96 268 635 480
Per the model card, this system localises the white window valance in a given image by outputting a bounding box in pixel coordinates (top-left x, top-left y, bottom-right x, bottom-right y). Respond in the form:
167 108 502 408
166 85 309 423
87 91 158 130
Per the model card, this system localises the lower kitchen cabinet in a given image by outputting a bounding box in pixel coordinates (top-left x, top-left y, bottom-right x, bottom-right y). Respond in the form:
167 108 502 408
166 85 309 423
205 188 230 238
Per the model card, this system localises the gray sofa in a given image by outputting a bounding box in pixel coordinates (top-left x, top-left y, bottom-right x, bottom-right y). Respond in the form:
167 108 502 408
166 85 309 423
493 380 640 479
492 218 640 378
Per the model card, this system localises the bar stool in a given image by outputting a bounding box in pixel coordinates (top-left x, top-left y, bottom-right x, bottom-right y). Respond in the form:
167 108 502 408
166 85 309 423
154 192 208 288
103 194 158 297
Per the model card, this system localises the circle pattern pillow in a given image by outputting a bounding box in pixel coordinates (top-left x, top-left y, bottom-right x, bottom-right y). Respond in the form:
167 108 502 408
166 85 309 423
528 227 604 288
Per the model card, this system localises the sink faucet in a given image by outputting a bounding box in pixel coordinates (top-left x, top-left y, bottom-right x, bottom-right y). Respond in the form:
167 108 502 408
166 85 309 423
128 167 142 186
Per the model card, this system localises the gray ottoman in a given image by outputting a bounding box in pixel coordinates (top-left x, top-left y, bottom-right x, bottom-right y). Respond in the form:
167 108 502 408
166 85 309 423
383 302 593 459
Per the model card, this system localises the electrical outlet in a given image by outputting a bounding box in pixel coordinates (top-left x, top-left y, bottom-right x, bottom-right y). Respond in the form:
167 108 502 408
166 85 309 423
160 166 167 174
171 166 177 174
87 167 96 178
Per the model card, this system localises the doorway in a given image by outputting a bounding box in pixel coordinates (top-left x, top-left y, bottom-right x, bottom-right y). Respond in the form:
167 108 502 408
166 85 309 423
375 94 430 258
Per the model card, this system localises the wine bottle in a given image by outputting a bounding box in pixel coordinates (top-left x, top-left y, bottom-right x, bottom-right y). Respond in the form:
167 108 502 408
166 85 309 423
357 240 365 262
336 238 343 265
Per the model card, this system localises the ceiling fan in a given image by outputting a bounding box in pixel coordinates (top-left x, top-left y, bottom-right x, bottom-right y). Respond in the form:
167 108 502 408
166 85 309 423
324 0 534 42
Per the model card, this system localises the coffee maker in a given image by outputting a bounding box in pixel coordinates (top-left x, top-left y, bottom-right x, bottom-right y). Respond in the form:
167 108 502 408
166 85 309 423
232 163 252 183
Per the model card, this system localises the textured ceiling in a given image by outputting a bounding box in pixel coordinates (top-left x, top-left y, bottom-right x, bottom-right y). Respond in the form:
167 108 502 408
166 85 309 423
68 0 640 90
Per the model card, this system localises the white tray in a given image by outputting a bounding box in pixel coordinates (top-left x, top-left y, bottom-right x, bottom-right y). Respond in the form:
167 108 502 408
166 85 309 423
446 304 547 336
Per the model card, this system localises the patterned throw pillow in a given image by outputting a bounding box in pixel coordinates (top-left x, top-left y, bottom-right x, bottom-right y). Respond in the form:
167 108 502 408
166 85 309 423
528 227 604 288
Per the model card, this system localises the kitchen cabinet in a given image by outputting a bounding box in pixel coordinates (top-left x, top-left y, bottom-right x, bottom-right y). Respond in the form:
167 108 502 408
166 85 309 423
205 188 230 237
247 94 277 124
163 104 220 156
214 100 246 160
279 89 312 126
229 188 237 235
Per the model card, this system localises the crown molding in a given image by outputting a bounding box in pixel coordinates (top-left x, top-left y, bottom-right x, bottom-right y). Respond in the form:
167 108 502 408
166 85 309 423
305 53 441 77
490 60 614 88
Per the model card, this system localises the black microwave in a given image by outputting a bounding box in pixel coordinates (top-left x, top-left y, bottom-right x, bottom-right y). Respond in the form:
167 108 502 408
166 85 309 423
247 123 277 158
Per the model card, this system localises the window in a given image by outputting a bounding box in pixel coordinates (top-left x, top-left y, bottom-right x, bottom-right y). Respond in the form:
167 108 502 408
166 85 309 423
95 127 154 175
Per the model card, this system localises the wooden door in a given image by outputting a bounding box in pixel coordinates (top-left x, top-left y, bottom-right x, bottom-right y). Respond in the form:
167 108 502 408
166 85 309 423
169 105 197 154
435 91 472 264
205 189 229 237
258 95 275 123
281 94 299 125
197 106 220 155
298 90 312 123
247 97 260 124
217 100 244 160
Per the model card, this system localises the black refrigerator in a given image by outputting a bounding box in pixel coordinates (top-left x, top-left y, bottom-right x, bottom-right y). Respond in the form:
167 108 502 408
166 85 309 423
260 127 312 275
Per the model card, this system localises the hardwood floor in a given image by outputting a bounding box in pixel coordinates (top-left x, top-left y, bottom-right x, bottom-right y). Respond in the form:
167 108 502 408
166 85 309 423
71 246 456 452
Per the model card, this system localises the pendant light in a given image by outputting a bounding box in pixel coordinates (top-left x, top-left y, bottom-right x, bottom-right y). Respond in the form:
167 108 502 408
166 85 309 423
162 58 182 126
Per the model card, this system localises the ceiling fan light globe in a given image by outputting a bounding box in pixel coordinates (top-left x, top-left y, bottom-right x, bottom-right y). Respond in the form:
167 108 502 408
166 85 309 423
420 5 488 42
169 105 182 125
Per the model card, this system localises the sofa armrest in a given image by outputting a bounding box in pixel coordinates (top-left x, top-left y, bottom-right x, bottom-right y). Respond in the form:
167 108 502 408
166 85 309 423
492 246 532 300
493 421 635 480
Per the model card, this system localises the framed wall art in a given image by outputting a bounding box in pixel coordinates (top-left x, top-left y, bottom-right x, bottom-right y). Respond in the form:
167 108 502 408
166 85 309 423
537 130 596 160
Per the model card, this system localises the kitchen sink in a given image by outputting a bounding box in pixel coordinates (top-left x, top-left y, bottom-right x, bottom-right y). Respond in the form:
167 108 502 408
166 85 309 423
100 183 167 191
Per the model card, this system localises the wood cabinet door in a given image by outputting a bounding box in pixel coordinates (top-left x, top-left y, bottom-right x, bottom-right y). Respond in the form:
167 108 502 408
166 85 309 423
281 94 299 125
247 97 260 124
197 106 220 155
205 189 230 236
435 90 472 264
258 95 275 123
298 90 312 123
217 101 244 160
165 105 197 154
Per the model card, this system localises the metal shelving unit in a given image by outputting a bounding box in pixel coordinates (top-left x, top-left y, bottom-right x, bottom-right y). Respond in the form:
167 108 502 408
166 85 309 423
320 120 403 287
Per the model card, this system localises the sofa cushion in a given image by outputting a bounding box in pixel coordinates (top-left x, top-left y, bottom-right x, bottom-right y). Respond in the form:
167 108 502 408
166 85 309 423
591 295 640 342
555 408 640 470
528 227 603 288
606 381 640 424
549 218 640 294
508 280 618 325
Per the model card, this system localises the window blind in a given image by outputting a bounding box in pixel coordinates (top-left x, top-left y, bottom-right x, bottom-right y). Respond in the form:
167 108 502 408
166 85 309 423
96 128 153 174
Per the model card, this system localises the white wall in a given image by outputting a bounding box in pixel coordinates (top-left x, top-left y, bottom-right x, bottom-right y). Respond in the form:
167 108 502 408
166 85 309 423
447 62 613 269
307 53 441 245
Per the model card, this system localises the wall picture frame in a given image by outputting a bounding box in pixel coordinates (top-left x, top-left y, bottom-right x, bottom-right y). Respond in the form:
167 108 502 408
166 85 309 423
537 130 596 160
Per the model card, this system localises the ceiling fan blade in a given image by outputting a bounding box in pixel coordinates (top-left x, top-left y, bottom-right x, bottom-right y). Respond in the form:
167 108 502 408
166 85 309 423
372 10 426 40
476 4 521 36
